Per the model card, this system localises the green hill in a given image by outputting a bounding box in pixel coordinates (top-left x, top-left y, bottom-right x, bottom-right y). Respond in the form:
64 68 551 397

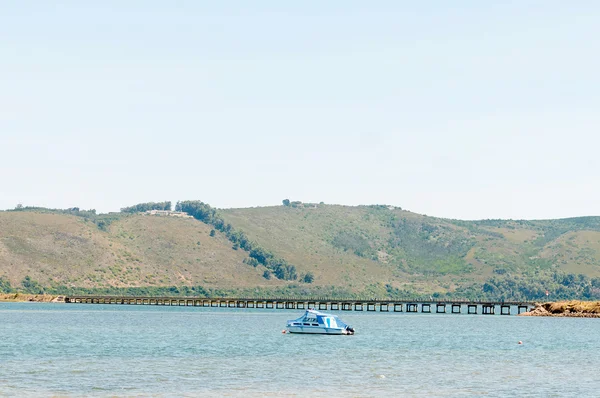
1 202 599 300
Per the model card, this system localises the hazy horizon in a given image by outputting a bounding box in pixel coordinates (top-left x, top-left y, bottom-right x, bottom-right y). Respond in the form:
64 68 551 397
2 2 598 220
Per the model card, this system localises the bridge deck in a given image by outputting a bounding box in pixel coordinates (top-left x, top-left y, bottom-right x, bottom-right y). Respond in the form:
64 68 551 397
65 296 535 315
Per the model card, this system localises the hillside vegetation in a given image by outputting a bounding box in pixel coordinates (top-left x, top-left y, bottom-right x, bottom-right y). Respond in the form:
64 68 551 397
1 201 600 300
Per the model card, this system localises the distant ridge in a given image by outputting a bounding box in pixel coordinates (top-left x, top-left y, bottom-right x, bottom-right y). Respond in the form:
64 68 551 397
1 200 599 300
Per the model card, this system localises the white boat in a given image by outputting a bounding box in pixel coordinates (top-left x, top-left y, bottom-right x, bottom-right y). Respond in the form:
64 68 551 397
286 309 355 335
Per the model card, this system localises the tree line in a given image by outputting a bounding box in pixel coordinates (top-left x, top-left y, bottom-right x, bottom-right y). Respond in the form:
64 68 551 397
480 271 600 301
9 205 120 231
2 271 598 300
120 201 172 213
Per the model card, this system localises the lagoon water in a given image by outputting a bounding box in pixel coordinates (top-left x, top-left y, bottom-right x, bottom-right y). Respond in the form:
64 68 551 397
1 303 599 397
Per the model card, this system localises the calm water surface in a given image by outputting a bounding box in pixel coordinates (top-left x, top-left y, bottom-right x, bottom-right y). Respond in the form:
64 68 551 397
1 302 599 397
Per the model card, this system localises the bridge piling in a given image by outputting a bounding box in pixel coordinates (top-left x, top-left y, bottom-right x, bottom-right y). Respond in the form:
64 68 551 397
518 305 529 314
482 304 495 315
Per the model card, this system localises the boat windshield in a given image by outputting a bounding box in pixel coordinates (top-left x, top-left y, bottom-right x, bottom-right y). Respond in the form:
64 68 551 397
333 317 348 328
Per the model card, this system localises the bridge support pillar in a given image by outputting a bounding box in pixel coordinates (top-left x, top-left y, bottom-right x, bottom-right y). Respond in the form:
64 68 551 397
380 303 389 312
394 303 403 312
467 304 477 314
482 304 495 315
500 305 511 315
518 305 529 314
354 303 363 311
421 303 431 313
367 303 376 312
407 303 418 313
436 303 446 313
452 304 461 314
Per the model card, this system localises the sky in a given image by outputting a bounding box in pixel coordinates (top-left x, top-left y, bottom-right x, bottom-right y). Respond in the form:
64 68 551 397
1 1 599 220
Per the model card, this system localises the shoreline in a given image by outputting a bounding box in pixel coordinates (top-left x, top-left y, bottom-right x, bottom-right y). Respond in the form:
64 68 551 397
519 301 600 318
0 293 64 303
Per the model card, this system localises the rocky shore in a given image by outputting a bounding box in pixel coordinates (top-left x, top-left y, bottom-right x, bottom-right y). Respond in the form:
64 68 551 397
520 301 600 318
0 293 64 303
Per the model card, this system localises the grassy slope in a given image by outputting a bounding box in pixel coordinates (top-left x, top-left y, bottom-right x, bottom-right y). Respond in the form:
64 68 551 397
221 206 400 289
221 205 600 291
0 211 276 290
1 206 600 297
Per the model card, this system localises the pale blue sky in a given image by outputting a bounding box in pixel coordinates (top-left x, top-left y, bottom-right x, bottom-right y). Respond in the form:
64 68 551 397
1 1 598 220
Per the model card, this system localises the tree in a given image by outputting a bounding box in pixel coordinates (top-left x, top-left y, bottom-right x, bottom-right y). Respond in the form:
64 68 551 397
302 272 314 283
0 277 12 293
21 276 44 294
282 199 290 207
209 229 216 237
250 247 272 265
96 220 108 231
272 261 297 280
263 270 272 280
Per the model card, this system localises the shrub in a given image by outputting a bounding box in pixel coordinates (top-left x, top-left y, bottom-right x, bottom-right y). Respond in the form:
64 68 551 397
302 272 315 283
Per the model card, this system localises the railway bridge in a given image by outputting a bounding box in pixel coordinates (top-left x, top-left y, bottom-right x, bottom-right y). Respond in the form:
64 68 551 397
65 296 535 315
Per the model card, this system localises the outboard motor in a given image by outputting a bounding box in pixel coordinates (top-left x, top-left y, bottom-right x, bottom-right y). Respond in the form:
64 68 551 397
345 326 355 335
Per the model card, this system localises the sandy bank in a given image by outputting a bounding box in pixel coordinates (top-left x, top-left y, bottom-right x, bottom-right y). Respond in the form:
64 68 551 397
0 293 64 303
520 300 600 318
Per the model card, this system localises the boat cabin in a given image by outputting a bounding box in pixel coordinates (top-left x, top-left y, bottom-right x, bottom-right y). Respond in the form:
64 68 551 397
286 309 353 334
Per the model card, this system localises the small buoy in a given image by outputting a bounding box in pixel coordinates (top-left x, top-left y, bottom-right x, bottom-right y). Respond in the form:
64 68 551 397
377 375 386 379
518 341 523 345
282 330 287 334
